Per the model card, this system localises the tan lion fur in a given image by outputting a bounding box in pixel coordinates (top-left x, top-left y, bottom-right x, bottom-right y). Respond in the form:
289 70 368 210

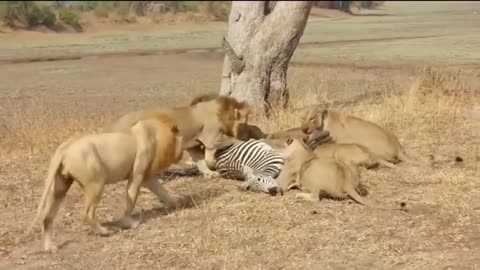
276 138 405 210
234 123 311 142
301 107 433 167
312 140 400 169
28 114 183 253
103 94 250 177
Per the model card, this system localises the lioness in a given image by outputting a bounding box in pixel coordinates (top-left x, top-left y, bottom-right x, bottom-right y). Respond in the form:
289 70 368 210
310 139 400 169
301 107 432 167
28 114 183 252
235 123 313 141
277 138 406 210
104 94 250 177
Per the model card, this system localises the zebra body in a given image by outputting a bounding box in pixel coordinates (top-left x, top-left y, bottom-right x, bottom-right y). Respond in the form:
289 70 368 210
215 139 285 180
214 139 285 195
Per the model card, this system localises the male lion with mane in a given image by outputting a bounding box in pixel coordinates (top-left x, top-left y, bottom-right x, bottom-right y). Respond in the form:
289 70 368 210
28 114 183 253
103 93 250 176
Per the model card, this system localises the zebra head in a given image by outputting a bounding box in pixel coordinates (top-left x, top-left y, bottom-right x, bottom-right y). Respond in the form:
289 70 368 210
241 166 282 196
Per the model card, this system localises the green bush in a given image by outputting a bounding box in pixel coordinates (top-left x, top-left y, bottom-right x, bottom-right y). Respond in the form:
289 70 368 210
116 1 131 16
60 10 79 26
181 1 200 12
0 2 8 20
40 6 56 27
74 3 87 12
94 5 109 18
365 1 385 9
75 1 107 12
86 1 100 11
202 1 230 21
25 5 56 28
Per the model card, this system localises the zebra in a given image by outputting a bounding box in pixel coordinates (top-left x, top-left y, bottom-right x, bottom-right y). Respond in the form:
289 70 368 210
240 165 283 196
214 139 286 196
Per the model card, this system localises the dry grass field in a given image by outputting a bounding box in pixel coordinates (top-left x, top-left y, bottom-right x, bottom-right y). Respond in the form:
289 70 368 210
0 1 479 269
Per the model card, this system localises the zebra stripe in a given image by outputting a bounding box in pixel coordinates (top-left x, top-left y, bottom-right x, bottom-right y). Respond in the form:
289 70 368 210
215 139 285 180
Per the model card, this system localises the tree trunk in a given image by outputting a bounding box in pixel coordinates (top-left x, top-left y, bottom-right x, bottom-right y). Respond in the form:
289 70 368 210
219 1 313 116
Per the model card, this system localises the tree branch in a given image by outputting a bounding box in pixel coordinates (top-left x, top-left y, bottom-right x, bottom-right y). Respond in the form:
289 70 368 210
222 37 246 74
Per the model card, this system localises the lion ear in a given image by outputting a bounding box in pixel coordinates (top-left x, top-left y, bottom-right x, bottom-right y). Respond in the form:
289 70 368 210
171 125 179 134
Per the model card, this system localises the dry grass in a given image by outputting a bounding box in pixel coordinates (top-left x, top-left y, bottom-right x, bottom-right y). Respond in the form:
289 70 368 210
0 53 478 269
0 2 479 268
0 98 106 156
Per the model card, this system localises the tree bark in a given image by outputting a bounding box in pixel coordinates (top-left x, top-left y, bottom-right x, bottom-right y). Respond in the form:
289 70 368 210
219 1 312 116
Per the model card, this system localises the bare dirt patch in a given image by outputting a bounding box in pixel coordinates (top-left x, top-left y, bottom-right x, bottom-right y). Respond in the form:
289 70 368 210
0 34 444 66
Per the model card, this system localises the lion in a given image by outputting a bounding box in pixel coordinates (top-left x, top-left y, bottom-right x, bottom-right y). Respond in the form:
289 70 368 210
306 128 400 169
313 142 400 169
27 114 184 253
103 94 250 177
300 107 435 167
276 138 406 210
261 129 332 153
234 123 314 142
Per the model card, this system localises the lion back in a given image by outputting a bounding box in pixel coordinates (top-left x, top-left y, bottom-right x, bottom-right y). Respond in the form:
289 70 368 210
106 109 173 133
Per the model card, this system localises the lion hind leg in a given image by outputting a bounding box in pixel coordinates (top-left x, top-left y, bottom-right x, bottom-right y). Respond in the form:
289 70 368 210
119 173 147 230
83 181 111 236
41 175 73 252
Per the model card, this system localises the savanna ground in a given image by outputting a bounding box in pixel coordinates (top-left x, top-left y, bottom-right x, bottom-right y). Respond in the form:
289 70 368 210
1 1 479 269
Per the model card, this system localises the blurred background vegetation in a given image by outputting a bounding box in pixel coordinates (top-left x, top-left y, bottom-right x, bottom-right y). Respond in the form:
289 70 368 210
0 1 384 32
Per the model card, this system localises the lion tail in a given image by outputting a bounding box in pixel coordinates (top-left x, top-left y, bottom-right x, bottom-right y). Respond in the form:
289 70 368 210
25 140 69 238
397 148 432 167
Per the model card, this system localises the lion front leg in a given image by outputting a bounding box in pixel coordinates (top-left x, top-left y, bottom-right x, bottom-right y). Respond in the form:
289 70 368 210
196 159 221 179
276 166 296 194
295 192 317 202
184 148 220 179
143 178 177 209
119 174 145 230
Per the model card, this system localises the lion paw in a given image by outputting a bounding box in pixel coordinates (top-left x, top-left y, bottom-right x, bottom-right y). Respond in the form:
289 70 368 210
95 225 113 236
44 242 59 253
202 171 220 179
162 198 178 209
119 216 141 229
295 192 316 202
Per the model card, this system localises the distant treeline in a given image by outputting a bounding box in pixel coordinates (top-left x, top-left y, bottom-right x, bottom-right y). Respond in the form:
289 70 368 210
0 1 384 31
314 1 384 13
